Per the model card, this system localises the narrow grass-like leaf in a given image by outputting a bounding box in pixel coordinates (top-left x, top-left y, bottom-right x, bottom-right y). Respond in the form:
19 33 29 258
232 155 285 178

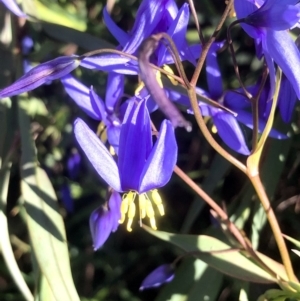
0 163 34 301
23 0 87 31
0 99 33 301
18 103 80 301
144 227 286 283
283 235 300 249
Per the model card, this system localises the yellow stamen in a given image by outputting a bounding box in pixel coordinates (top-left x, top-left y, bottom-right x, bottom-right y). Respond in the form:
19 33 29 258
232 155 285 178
127 201 136 232
163 65 178 86
119 191 135 224
135 81 144 95
139 194 147 219
151 189 165 216
109 146 116 156
119 190 166 231
211 125 218 134
146 200 157 230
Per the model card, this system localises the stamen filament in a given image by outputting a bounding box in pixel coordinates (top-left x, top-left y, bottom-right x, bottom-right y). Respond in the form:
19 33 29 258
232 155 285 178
139 194 147 219
146 200 157 230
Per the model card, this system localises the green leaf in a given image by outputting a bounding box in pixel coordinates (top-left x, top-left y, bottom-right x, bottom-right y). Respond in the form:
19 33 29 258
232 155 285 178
0 99 33 301
156 258 223 301
23 0 87 32
144 227 284 283
18 104 80 301
41 23 115 51
282 235 300 249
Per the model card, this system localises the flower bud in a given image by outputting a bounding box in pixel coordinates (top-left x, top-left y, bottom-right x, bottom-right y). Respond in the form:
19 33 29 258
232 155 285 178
0 56 81 98
139 264 175 291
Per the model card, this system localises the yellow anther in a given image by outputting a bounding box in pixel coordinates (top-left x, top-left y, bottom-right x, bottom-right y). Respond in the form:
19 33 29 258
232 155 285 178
146 200 157 230
127 202 136 232
135 81 145 95
109 146 116 156
163 65 178 86
139 194 147 219
151 189 165 216
211 125 218 134
156 71 163 88
119 191 135 224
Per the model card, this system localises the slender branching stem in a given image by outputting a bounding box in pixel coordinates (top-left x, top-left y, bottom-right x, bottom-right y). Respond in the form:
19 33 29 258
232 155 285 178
174 165 278 278
191 0 234 86
227 19 252 99
250 174 297 282
187 88 247 173
187 0 205 45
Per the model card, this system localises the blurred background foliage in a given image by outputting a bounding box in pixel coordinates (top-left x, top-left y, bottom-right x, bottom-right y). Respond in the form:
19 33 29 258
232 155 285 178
0 0 300 300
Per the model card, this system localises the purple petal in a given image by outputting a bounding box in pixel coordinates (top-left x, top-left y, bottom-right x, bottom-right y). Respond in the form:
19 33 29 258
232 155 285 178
61 75 103 120
265 30 300 99
123 0 164 54
245 0 300 30
278 75 297 123
0 56 80 98
263 50 276 101
103 6 129 47
105 72 124 112
74 118 122 192
224 90 251 110
140 264 175 291
107 125 121 154
235 110 288 139
1 0 26 17
108 191 122 232
234 0 263 39
89 87 108 124
206 42 224 99
157 3 190 65
118 100 152 192
89 206 113 250
80 55 139 75
213 113 250 155
139 120 177 194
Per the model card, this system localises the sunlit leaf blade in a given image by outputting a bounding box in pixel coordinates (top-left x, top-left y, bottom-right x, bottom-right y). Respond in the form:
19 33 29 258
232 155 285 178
156 258 223 301
0 98 33 301
0 163 34 301
23 0 87 31
282 235 300 249
144 227 281 283
18 104 80 301
37 275 57 301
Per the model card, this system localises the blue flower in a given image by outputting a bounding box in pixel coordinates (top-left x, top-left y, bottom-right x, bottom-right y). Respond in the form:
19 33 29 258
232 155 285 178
81 1 196 73
0 56 81 98
62 72 124 152
140 264 175 290
74 99 177 231
234 0 300 100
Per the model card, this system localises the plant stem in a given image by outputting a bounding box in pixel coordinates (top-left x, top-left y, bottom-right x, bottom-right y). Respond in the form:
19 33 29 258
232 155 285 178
250 174 297 282
174 165 278 278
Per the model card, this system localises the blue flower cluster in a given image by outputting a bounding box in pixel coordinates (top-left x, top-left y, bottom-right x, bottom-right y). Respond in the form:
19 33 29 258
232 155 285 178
1 0 300 289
